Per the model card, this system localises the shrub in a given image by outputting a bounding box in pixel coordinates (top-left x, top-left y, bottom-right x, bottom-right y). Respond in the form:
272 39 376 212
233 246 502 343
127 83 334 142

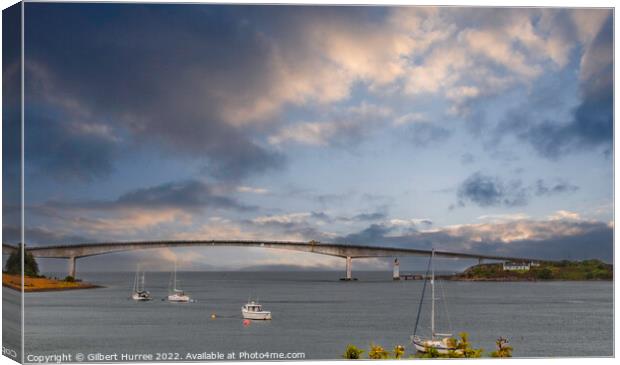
64 275 76 282
368 343 389 359
393 345 405 359
342 344 364 359
536 268 553 280
490 337 513 357
455 332 483 358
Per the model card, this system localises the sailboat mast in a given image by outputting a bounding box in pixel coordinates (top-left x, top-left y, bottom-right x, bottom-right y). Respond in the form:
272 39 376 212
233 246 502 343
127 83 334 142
431 249 435 340
133 270 138 292
173 262 178 291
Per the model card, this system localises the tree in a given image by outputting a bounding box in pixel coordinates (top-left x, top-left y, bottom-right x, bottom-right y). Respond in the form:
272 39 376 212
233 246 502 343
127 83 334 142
4 244 40 277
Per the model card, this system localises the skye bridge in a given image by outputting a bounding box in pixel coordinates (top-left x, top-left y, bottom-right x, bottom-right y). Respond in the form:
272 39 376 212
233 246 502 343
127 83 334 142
2 240 545 279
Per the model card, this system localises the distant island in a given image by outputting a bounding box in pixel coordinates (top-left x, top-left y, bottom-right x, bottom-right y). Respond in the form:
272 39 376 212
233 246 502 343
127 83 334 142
442 259 613 281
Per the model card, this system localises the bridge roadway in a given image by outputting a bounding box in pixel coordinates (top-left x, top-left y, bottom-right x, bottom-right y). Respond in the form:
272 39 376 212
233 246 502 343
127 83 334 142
2 240 545 279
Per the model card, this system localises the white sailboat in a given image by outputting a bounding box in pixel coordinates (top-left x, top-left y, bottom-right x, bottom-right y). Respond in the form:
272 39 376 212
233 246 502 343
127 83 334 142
167 262 190 303
411 249 460 354
131 268 152 301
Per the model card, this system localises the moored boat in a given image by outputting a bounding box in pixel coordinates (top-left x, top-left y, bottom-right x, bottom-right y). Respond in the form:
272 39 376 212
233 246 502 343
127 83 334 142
167 262 191 303
410 249 461 355
241 300 272 320
131 268 152 301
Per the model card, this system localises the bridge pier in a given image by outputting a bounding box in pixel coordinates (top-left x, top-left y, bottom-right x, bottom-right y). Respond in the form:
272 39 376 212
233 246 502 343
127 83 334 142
68 256 76 278
340 256 357 281
478 258 484 265
393 258 400 280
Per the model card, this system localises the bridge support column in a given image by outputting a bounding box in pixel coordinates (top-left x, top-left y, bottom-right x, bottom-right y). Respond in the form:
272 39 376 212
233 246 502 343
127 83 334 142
340 256 356 281
346 256 352 280
393 258 400 280
478 258 484 265
68 256 76 278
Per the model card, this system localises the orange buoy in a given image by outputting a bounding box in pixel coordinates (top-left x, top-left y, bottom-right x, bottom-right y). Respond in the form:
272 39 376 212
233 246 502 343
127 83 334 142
243 319 251 326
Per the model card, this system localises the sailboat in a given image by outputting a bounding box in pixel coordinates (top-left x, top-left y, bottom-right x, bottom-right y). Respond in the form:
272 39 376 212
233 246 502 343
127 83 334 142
167 262 191 303
131 267 152 301
411 249 460 354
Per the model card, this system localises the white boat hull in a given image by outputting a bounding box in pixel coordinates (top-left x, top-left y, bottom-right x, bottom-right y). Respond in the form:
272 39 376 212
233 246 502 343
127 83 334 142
411 336 458 355
132 292 152 301
242 309 272 320
168 294 190 302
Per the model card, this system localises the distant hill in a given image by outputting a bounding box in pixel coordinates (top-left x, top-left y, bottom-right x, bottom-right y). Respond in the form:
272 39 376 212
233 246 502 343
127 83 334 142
446 259 612 281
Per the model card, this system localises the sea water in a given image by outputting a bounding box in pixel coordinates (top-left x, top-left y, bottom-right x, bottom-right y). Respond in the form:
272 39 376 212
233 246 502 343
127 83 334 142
8 271 613 360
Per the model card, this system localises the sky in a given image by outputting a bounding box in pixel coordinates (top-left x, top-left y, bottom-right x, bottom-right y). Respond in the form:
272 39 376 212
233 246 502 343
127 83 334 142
2 4 614 272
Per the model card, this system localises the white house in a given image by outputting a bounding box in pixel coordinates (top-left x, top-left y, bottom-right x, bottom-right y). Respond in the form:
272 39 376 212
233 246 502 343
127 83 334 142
502 261 531 271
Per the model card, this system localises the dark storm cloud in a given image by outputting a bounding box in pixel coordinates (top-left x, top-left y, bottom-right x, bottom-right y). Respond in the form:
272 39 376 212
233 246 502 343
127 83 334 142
497 16 613 159
24 4 290 181
36 179 253 215
336 224 394 244
115 180 252 211
351 212 388 221
534 179 579 196
2 225 91 245
26 114 118 181
456 172 579 208
335 220 612 262
457 172 528 207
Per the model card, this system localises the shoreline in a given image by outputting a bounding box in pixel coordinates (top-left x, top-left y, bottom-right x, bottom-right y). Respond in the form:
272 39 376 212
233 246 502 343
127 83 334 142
2 273 103 292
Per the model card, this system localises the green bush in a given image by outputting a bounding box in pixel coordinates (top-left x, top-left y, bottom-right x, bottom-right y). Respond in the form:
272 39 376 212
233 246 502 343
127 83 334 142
368 343 390 359
536 268 553 280
490 337 513 357
392 345 405 359
64 275 76 282
342 344 364 359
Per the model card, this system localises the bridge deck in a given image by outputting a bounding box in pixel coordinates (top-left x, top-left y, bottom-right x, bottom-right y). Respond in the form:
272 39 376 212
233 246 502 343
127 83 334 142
3 240 546 263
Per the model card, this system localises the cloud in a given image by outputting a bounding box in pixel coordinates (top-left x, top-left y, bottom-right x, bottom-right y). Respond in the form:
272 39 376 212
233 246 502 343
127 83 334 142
27 180 255 239
268 103 392 147
23 5 612 180
534 179 579 196
236 186 269 194
494 13 612 159
351 212 388 222
409 122 452 147
548 210 580 221
457 172 579 208
336 216 612 262
457 172 528 207
460 153 475 165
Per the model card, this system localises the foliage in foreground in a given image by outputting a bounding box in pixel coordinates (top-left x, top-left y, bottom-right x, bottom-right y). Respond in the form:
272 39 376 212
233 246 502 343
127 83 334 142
343 333 512 359
343 345 364 359
416 332 483 359
490 337 513 358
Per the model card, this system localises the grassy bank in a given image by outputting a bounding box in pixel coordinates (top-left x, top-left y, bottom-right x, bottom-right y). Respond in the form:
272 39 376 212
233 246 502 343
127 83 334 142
2 273 101 292
448 259 612 281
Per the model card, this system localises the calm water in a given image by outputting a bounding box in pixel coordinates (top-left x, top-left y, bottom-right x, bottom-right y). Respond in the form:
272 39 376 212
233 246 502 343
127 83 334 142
13 271 614 360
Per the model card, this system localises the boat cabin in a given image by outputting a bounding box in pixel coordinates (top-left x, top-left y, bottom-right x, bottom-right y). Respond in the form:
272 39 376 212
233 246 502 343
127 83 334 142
244 302 263 312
